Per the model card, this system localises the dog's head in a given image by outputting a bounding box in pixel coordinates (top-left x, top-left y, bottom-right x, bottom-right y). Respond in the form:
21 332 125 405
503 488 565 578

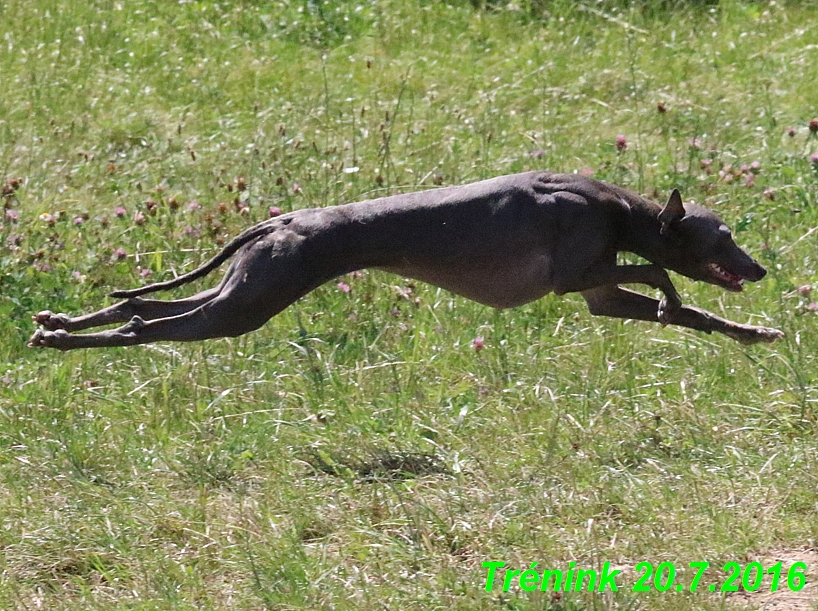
655 190 767 292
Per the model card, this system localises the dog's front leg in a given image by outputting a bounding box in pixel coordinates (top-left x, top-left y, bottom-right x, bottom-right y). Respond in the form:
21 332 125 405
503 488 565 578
553 263 682 324
581 286 782 344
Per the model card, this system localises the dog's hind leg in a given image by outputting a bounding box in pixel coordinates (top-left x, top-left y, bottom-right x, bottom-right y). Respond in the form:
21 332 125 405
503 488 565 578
32 287 224 333
31 242 254 333
29 234 329 350
28 277 310 350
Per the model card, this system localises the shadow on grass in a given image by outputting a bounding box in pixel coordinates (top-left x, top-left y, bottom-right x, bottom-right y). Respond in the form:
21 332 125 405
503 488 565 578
304 447 451 481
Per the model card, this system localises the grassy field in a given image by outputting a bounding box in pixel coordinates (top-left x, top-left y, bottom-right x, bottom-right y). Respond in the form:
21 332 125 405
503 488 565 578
1 0 818 609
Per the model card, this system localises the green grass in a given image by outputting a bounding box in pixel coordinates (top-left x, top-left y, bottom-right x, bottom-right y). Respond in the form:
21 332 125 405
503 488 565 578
1 0 817 609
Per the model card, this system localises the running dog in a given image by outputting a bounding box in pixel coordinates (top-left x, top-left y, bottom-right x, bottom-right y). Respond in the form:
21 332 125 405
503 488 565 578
29 172 783 349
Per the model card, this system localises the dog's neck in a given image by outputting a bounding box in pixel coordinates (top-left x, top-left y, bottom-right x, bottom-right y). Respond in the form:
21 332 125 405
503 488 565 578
618 196 670 264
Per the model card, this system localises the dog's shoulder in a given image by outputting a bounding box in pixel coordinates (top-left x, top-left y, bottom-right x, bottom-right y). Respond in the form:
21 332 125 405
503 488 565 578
512 171 641 217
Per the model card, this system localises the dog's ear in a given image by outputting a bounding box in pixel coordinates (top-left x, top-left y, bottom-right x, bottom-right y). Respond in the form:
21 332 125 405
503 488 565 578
658 189 685 236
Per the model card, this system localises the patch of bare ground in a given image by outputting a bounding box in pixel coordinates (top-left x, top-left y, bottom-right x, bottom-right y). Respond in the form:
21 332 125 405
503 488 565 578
729 549 818 611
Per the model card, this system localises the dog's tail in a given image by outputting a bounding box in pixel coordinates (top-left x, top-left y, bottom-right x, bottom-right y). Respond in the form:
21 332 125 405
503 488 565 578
109 220 279 299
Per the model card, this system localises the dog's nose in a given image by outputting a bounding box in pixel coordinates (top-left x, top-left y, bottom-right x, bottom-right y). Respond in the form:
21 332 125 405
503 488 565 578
754 262 767 280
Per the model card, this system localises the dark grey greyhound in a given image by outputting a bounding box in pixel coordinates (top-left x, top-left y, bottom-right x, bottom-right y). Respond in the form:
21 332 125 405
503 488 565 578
29 172 783 350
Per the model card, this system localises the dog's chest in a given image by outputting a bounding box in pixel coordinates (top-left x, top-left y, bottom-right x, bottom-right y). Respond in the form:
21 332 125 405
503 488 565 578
379 253 554 309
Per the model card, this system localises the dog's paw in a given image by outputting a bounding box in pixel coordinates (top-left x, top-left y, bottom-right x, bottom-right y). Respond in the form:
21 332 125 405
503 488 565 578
658 295 682 326
31 310 71 331
123 315 146 332
725 324 785 345
747 325 785 344
28 328 71 350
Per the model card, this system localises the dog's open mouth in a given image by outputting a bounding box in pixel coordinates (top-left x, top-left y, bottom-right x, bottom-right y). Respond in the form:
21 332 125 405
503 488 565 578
708 263 745 292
